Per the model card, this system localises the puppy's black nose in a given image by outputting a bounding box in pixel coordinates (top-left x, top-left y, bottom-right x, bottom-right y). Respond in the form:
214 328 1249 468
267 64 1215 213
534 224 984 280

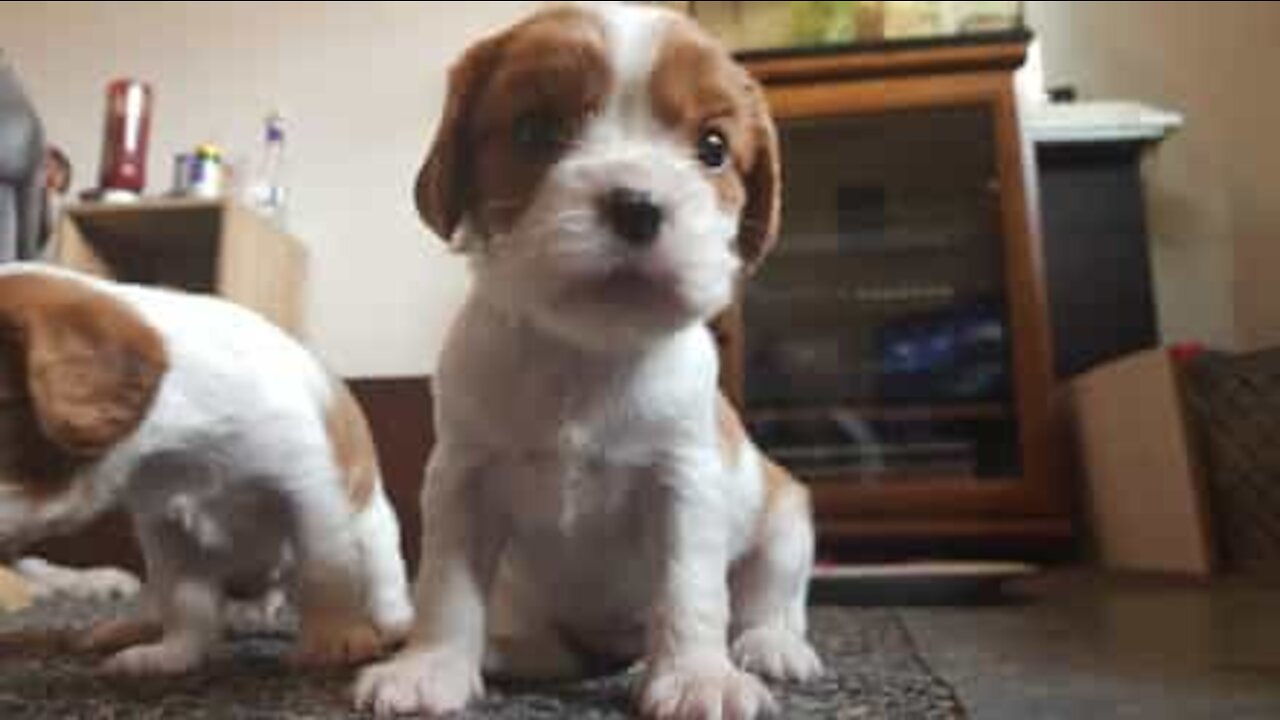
602 187 664 247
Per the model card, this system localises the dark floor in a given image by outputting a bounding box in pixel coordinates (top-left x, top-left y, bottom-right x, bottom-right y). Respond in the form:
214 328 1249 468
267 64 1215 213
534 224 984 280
0 603 961 719
905 571 1280 719
3 571 1279 718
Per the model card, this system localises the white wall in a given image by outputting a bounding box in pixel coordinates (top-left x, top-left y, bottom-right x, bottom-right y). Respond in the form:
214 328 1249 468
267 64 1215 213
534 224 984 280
0 1 537 377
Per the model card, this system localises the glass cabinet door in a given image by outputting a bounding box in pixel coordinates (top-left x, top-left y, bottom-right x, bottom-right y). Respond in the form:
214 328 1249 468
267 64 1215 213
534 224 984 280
744 104 1021 484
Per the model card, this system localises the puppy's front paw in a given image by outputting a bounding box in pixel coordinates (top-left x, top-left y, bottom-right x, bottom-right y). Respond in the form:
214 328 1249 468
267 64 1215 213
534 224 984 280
103 641 203 676
290 622 385 667
76 568 143 601
354 647 482 717
732 627 824 683
641 654 778 720
16 558 142 601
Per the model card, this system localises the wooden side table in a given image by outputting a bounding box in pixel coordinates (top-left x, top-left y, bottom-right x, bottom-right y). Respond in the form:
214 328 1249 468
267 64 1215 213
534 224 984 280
51 198 307 336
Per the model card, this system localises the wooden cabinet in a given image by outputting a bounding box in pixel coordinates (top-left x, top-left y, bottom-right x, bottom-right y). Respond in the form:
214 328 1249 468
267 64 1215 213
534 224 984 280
51 198 307 336
719 40 1070 557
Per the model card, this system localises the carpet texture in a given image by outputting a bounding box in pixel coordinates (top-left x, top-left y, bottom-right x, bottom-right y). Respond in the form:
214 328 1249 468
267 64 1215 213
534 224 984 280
0 600 964 719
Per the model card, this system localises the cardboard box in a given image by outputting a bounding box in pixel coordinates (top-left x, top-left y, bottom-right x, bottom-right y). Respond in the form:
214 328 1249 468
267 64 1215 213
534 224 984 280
1072 348 1216 576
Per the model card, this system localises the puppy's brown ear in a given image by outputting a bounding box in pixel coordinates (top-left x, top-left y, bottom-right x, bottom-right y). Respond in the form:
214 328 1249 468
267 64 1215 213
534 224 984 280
737 75 782 273
415 33 508 243
0 340 25 404
2 280 168 457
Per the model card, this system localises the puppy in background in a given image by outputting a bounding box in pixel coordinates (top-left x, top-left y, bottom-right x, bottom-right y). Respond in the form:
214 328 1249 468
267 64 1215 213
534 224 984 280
358 4 821 718
0 264 412 674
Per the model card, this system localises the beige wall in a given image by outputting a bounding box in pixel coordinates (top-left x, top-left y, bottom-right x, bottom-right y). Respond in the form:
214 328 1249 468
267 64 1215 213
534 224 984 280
0 1 536 377
1027 1 1280 351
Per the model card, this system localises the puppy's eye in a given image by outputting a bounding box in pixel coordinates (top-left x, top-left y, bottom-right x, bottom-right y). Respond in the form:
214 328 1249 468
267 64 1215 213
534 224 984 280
513 112 564 154
696 129 730 171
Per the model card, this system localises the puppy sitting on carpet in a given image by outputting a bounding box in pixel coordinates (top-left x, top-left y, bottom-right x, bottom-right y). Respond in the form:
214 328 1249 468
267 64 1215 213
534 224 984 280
358 4 822 718
0 264 412 674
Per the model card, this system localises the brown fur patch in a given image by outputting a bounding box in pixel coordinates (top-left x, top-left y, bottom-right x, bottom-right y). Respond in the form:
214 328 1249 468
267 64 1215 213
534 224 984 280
650 17 781 270
0 272 168 499
325 377 379 511
0 391 83 500
417 6 613 239
761 455 800 513
717 394 807 528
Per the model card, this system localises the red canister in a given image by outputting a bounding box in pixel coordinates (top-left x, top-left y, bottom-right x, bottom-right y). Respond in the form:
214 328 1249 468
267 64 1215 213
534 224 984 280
98 79 153 194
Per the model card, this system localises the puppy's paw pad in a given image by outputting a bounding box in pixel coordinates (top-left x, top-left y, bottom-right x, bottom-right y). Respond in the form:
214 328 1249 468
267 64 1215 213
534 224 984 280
732 627 824 683
291 623 385 667
103 642 202 676
642 656 777 720
354 648 482 717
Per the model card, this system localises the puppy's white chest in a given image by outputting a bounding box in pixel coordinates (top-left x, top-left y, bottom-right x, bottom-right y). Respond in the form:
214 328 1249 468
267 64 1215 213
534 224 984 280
503 416 660 537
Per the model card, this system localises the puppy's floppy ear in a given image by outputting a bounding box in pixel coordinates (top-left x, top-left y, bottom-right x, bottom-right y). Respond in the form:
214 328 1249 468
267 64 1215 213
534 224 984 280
737 75 782 273
416 32 508 243
1 284 168 457
0 342 25 404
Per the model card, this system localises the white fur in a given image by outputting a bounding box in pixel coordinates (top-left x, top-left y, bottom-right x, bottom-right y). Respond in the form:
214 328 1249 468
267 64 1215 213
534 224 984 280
14 556 142 601
358 4 820 719
0 263 412 674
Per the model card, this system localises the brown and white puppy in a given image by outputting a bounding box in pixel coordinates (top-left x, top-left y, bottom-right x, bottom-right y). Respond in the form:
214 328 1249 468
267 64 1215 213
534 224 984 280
357 4 820 718
0 264 412 674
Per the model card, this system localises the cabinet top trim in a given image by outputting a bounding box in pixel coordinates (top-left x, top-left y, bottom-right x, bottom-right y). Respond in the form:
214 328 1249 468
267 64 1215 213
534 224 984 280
742 40 1029 86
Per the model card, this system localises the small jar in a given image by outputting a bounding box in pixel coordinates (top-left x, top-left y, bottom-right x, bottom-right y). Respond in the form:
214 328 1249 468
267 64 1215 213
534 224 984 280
189 143 224 198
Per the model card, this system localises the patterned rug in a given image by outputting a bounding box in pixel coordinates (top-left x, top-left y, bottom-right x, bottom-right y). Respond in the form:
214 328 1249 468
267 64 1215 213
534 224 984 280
0 600 965 719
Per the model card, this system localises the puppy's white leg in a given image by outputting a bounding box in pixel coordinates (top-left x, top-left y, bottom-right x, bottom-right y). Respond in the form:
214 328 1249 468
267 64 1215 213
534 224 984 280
354 454 504 717
81 545 164 654
641 457 777 720
730 478 823 683
103 577 223 676
98 523 222 675
355 484 414 643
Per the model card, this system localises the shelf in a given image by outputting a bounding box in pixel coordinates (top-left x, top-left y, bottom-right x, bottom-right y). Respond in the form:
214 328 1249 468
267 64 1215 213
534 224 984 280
748 402 1010 424
739 36 1029 84
53 199 307 335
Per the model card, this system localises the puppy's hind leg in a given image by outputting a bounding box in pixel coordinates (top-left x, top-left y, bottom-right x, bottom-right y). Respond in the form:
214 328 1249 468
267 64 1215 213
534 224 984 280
353 482 414 644
100 521 224 675
729 466 824 683
287 474 388 667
